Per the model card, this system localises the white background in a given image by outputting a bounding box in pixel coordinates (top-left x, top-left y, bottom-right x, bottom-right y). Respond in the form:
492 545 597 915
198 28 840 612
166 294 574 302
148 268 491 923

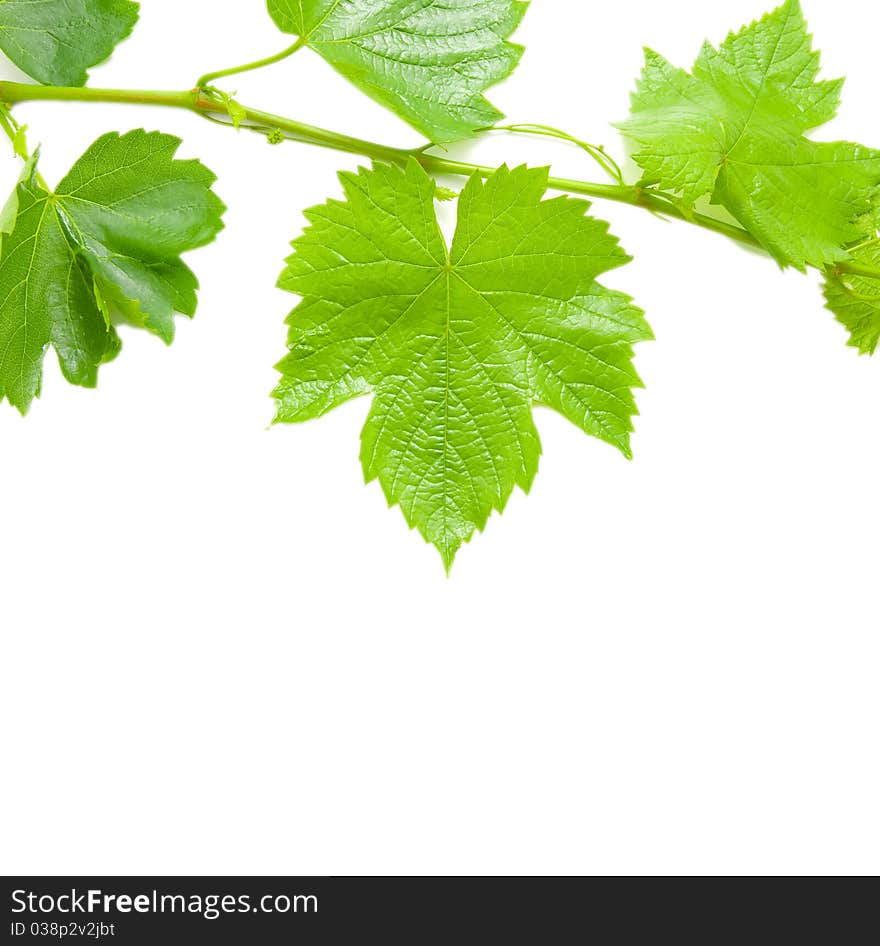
1 0 878 876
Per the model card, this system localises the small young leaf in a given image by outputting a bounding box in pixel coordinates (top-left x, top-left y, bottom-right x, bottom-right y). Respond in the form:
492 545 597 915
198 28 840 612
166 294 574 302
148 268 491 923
0 0 139 87
618 0 880 270
266 0 528 143
0 130 225 414
824 241 880 354
206 87 247 130
274 160 650 569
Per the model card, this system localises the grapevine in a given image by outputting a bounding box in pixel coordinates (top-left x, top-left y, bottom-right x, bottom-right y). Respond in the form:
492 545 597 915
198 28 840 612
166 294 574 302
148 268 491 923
1 0 877 568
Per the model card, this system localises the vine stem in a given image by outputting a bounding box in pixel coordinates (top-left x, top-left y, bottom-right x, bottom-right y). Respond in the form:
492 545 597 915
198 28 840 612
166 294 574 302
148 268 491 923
0 80 877 282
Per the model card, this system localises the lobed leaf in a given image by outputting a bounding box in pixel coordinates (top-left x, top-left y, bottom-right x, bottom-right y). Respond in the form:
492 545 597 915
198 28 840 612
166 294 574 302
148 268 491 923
0 130 225 414
824 240 880 354
266 0 528 143
618 0 880 271
0 0 139 86
274 160 650 569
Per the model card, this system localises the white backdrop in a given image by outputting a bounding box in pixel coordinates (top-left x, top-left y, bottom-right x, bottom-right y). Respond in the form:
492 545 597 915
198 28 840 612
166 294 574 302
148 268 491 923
1 0 878 876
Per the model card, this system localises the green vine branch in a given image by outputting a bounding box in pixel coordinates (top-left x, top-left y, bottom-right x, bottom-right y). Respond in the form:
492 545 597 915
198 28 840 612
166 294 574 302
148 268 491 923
1 80 877 285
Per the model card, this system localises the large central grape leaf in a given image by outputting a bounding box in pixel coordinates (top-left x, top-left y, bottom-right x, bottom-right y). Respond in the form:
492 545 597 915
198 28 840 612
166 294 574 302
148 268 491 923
0 129 225 414
618 0 880 270
274 160 651 568
266 0 528 143
0 0 139 86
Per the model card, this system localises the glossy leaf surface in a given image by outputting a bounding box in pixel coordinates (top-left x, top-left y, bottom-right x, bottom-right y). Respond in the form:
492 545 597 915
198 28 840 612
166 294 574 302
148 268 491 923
619 0 880 270
0 130 225 413
267 0 527 143
0 0 139 86
274 160 650 568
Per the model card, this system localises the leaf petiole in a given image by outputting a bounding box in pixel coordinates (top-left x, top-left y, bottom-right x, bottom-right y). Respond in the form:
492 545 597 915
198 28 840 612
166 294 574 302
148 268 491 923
196 37 306 89
832 260 880 281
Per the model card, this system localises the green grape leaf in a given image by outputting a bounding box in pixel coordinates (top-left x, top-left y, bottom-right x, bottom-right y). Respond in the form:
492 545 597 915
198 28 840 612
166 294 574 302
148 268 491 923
0 0 139 86
274 160 651 569
266 0 528 143
824 241 880 354
0 129 225 414
618 0 880 270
